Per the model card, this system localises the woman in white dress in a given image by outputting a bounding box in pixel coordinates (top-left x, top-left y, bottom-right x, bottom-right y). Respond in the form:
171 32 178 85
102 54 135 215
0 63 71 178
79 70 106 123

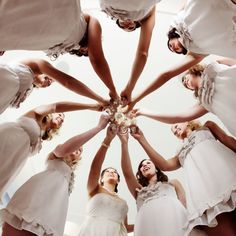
0 101 102 202
0 58 108 115
0 114 110 236
100 0 161 103
0 0 118 99
130 121 236 235
78 125 134 236
133 60 236 137
118 132 188 236
127 0 236 109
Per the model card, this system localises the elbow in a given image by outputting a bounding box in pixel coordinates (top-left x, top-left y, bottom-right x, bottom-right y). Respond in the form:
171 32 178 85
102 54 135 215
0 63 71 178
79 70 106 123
137 51 148 61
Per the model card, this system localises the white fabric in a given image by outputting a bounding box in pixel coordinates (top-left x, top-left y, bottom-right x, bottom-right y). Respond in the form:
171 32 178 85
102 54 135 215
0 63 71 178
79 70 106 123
0 159 73 236
0 63 34 114
197 62 236 137
78 193 128 236
135 182 188 236
0 0 87 57
0 116 42 202
177 128 236 234
100 0 161 21
171 0 236 58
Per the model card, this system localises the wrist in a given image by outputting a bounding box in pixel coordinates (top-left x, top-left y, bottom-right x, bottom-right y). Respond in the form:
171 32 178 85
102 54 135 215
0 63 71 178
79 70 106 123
103 137 112 145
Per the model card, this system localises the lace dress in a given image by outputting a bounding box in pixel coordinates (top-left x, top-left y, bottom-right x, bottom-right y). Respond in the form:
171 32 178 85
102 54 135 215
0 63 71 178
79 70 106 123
197 62 236 136
135 182 188 236
78 193 128 236
171 0 236 58
177 128 236 234
0 0 87 58
0 159 75 236
100 0 161 21
0 116 42 202
0 62 34 115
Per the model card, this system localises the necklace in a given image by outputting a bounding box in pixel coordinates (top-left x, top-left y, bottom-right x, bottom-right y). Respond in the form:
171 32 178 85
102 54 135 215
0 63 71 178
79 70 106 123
102 186 118 196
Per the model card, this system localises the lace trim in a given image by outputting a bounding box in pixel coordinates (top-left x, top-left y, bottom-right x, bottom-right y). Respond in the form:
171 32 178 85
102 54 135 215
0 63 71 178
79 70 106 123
197 64 217 106
1 208 55 236
185 184 236 234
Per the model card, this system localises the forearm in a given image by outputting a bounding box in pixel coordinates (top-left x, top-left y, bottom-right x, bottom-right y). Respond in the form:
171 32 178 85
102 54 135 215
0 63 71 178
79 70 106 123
54 126 102 156
125 52 148 92
138 137 170 171
54 102 99 113
121 143 134 177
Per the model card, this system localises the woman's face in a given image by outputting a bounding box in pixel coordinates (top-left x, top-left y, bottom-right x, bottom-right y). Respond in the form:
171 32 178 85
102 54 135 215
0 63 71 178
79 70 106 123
140 160 156 178
65 146 83 165
168 38 185 54
118 19 137 32
34 74 53 88
171 122 189 139
102 168 119 184
49 113 65 129
182 74 198 90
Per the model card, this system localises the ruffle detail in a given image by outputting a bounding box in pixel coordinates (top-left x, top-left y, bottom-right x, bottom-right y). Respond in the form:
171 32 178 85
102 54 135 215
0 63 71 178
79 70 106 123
197 64 217 106
185 184 236 234
177 128 215 165
0 208 56 236
170 15 193 50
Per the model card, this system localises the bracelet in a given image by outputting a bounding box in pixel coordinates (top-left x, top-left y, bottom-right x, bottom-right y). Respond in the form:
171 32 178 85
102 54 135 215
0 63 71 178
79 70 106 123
101 142 110 148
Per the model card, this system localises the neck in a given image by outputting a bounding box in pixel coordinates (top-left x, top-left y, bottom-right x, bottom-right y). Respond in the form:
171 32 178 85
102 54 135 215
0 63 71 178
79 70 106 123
185 129 193 138
148 174 158 185
103 183 116 193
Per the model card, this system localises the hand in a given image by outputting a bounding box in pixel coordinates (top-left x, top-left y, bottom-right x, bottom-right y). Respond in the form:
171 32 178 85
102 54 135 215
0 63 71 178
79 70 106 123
130 126 144 140
97 114 110 130
91 103 104 112
109 90 119 101
130 108 141 117
0 51 5 56
117 132 129 144
105 124 117 141
120 89 132 105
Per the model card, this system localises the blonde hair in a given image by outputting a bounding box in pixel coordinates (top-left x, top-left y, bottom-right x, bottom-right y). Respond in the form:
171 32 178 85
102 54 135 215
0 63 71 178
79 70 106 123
182 64 206 97
42 113 64 141
187 120 202 131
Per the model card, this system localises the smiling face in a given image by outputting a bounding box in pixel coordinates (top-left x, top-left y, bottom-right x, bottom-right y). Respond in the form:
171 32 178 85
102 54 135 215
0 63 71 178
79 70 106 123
139 159 156 178
34 74 54 88
64 146 83 166
182 73 199 90
171 122 190 140
117 19 137 32
49 113 65 129
100 168 120 186
168 38 186 54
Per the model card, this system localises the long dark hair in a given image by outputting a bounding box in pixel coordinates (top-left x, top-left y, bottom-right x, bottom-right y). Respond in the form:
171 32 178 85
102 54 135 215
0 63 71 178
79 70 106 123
100 167 120 193
136 159 168 187
116 19 141 32
167 27 187 55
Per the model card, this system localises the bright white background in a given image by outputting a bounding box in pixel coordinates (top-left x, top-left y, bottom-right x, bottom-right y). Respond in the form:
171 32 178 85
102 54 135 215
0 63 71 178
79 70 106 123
0 1 224 235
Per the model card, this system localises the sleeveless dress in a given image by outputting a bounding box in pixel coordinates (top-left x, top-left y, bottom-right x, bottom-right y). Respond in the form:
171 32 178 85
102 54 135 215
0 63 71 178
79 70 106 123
135 182 188 236
0 116 42 202
0 0 87 58
197 62 236 136
177 128 236 234
78 193 128 236
0 62 34 115
0 159 75 236
100 0 161 21
171 0 236 58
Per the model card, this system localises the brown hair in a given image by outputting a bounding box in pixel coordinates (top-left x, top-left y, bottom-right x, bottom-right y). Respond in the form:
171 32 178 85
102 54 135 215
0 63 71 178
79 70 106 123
100 167 120 193
136 159 168 187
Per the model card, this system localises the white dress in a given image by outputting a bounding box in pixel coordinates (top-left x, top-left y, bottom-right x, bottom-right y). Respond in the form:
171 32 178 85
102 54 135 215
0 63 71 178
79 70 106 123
0 116 42 202
197 62 236 137
78 193 128 236
100 0 161 21
171 0 236 58
135 182 188 236
177 128 236 234
0 62 34 115
0 0 87 58
0 159 74 236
